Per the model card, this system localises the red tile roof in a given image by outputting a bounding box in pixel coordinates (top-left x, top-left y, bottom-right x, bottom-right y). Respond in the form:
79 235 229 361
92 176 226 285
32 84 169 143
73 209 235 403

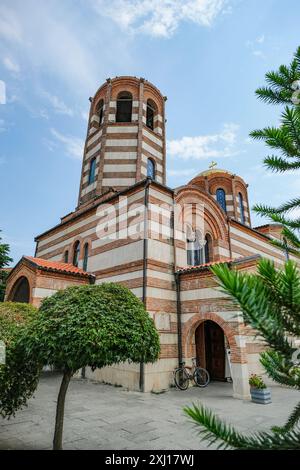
176 255 260 274
24 256 94 278
176 259 233 273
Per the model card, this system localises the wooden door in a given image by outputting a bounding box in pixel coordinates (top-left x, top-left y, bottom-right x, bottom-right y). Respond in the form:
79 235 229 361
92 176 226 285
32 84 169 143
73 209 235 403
195 323 206 368
204 321 225 381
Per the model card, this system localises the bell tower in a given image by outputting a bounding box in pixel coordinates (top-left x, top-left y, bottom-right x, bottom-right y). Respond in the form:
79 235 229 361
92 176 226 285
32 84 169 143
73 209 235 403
78 76 167 206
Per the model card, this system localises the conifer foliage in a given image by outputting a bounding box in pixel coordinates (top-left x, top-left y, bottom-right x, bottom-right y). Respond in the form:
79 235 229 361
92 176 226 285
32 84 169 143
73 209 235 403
251 46 300 250
184 259 300 449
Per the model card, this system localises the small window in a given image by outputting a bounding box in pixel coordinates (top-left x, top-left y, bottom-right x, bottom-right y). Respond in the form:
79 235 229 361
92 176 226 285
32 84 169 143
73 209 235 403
238 192 246 224
73 241 80 267
116 92 132 123
204 234 212 263
216 188 227 213
96 99 104 124
146 99 156 131
64 250 69 263
186 228 204 267
83 243 89 271
88 158 96 185
147 158 155 180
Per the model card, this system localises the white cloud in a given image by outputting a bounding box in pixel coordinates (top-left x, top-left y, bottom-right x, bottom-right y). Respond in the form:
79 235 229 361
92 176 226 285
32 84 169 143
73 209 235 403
3 56 20 73
246 34 266 59
0 2 103 93
0 80 6 104
0 5 22 42
50 129 84 160
42 91 74 117
252 50 265 59
81 110 89 121
256 34 265 44
168 168 196 177
167 123 240 160
92 0 228 38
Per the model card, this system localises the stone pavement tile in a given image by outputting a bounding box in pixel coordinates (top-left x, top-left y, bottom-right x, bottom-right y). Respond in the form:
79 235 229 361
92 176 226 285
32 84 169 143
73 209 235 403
120 423 157 435
1 374 299 450
121 430 162 444
0 437 28 450
63 438 98 450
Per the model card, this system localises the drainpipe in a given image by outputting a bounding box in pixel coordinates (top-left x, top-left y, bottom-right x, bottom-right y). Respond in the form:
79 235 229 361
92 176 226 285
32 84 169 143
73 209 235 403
140 177 151 392
175 272 183 368
228 219 233 259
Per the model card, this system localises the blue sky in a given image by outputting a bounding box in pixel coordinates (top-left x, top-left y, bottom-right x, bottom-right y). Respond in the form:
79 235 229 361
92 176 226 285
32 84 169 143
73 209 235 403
1 0 300 264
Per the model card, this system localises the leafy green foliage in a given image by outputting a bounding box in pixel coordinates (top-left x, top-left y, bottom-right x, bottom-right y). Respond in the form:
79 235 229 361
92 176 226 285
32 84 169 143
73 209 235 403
0 302 40 418
184 260 300 449
20 283 160 449
23 283 160 372
0 231 12 269
250 47 300 249
249 374 266 389
0 270 9 303
0 231 13 302
184 403 300 450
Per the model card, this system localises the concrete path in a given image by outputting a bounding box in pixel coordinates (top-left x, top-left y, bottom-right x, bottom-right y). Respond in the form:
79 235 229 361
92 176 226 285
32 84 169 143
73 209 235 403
0 373 299 450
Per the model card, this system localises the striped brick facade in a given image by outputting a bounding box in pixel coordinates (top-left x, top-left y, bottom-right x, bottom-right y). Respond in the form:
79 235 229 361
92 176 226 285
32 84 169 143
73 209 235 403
5 76 300 398
78 77 166 206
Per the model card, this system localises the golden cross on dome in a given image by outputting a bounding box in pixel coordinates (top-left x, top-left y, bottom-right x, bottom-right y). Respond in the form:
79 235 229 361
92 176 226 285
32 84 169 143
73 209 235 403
209 161 217 169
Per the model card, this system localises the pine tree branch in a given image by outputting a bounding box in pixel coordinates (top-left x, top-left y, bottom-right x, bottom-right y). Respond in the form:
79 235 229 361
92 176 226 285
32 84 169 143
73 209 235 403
273 401 300 433
211 263 294 356
184 403 300 449
263 156 300 172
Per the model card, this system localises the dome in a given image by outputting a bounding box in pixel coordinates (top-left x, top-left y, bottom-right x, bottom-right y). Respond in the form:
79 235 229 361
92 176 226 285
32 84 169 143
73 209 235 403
196 168 234 178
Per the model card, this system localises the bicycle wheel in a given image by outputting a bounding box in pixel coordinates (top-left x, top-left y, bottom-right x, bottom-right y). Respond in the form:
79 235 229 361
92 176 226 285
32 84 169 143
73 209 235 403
174 367 190 390
193 367 210 387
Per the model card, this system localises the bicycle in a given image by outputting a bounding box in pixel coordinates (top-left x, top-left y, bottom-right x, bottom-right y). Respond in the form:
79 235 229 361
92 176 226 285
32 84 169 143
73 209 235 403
173 357 210 390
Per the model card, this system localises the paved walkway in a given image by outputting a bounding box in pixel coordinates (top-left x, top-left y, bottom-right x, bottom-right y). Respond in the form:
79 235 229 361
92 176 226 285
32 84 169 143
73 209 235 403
0 373 299 450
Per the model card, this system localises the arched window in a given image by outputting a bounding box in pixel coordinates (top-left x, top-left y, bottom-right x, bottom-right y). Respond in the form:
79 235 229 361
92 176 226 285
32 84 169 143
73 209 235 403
146 99 156 130
83 243 89 271
116 91 132 122
147 158 155 180
204 234 212 263
216 188 227 213
10 276 30 303
186 227 205 267
238 192 246 224
96 99 104 125
88 157 96 185
64 250 69 263
73 241 80 267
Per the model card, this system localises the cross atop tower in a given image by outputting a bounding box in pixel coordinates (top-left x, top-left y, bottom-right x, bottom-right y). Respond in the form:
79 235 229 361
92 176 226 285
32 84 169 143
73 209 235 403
209 161 217 170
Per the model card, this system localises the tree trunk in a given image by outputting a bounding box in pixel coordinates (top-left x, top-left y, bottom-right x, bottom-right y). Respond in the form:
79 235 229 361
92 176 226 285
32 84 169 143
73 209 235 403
53 369 73 450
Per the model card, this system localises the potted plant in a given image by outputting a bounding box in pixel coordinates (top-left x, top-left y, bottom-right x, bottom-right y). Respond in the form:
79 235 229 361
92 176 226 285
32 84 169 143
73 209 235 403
249 374 271 404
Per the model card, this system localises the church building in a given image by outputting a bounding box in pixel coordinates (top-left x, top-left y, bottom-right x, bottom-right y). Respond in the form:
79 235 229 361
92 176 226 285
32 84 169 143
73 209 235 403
5 77 298 399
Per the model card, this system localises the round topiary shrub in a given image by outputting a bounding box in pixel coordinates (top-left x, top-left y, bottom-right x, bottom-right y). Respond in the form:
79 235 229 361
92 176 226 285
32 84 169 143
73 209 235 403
23 283 160 449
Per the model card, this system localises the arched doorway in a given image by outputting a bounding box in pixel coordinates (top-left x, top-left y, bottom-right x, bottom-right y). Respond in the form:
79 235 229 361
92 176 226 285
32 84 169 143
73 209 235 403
195 320 230 381
9 276 30 303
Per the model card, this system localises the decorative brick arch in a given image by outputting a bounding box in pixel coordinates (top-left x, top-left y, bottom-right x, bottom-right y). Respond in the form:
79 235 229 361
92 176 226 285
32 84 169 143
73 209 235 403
7 275 32 304
182 311 246 364
175 186 229 242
